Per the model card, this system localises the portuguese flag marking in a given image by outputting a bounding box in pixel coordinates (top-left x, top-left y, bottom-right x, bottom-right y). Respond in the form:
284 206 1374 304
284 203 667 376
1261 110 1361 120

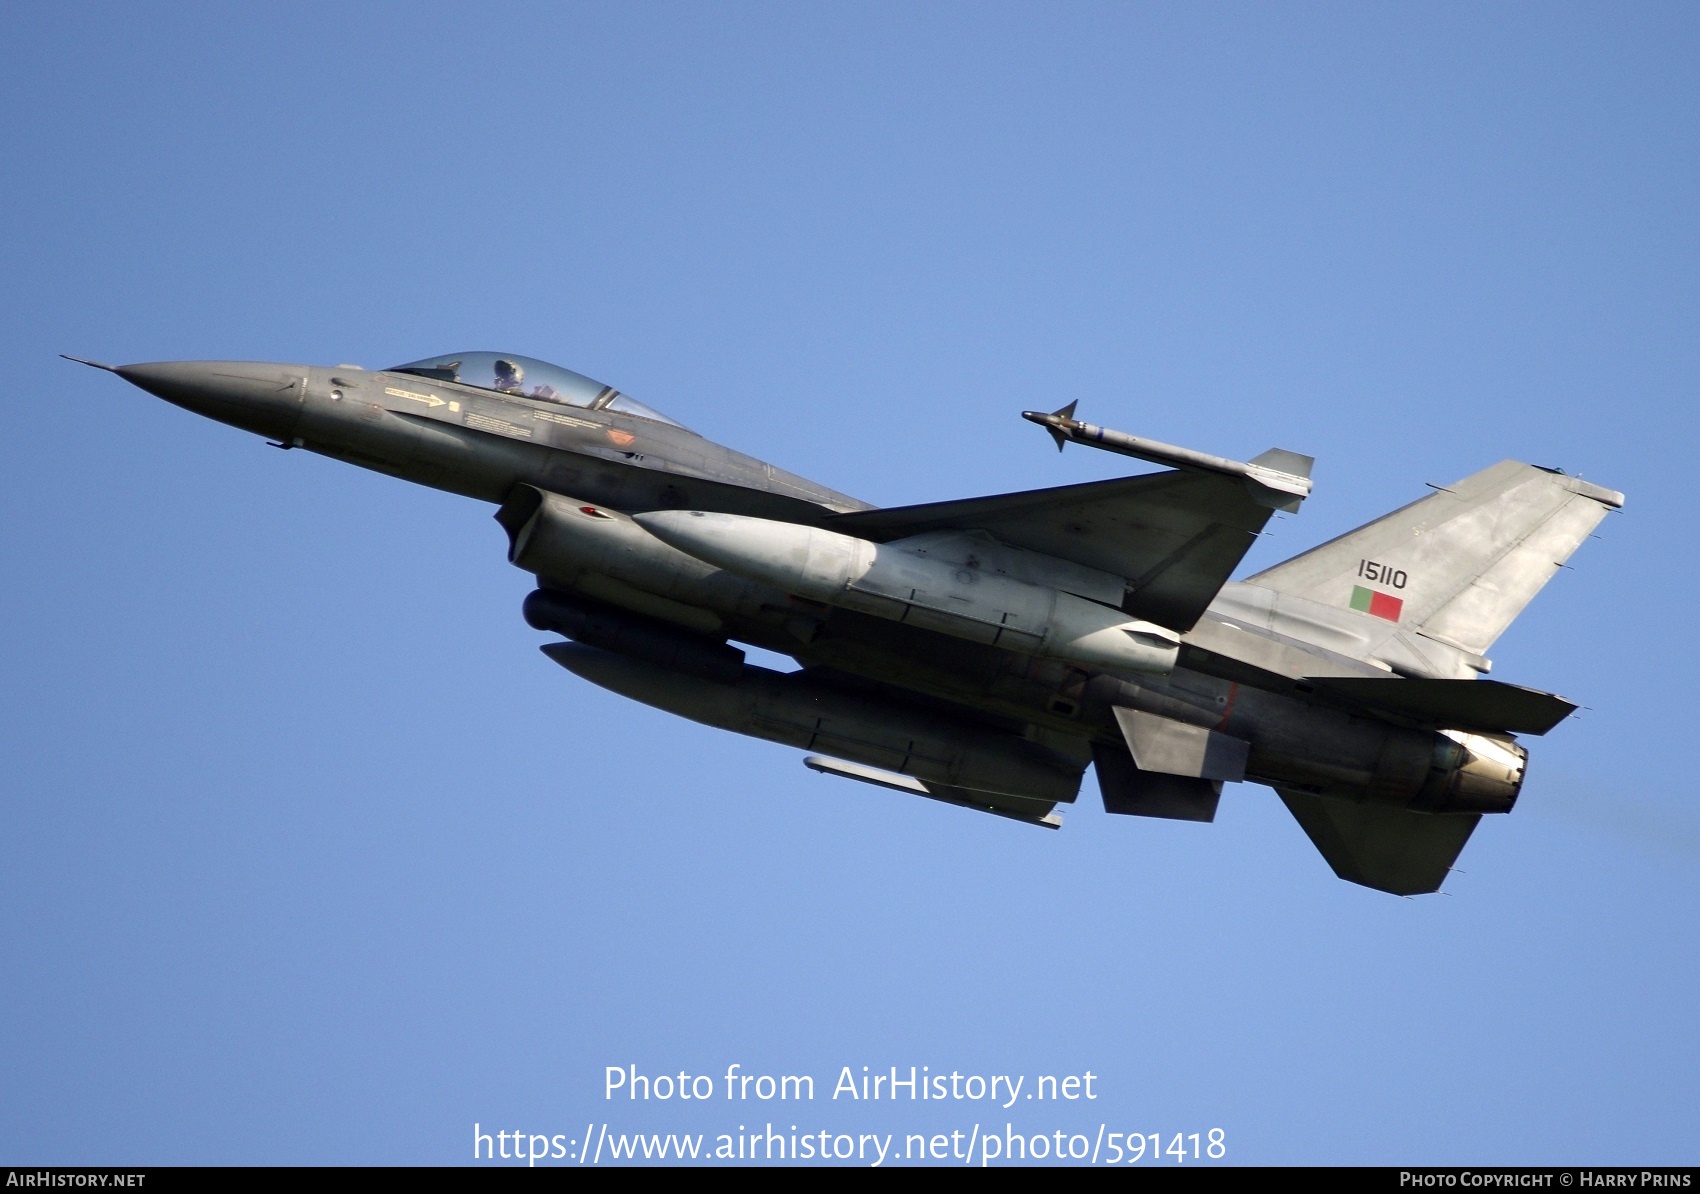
1350 585 1404 622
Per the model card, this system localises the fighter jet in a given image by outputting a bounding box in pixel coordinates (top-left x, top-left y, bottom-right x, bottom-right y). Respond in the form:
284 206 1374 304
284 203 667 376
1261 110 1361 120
65 351 1622 895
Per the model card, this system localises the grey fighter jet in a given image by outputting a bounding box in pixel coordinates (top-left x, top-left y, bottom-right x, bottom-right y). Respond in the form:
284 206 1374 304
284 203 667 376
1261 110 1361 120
66 351 1622 895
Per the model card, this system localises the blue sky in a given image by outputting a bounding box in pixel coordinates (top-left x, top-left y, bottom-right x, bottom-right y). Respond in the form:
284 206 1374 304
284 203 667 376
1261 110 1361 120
1 1 1695 1166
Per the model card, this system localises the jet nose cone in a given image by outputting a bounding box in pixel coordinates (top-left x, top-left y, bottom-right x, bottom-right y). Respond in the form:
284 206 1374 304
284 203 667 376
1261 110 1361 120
114 360 306 441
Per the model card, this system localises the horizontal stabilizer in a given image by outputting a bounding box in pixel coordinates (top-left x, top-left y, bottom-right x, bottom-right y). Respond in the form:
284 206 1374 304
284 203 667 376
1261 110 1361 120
1093 742 1220 822
804 756 1063 828
1277 788 1480 896
1309 677 1576 735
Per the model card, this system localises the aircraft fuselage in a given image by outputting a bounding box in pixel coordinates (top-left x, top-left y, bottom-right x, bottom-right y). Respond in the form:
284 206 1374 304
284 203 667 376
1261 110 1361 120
83 353 1613 894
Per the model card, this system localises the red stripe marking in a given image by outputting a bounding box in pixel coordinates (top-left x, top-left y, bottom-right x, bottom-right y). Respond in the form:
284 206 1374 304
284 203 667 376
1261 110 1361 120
1369 591 1404 622
1216 682 1239 731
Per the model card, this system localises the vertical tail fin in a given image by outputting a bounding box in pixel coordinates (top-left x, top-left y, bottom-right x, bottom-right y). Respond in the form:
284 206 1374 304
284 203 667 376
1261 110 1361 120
1248 461 1622 657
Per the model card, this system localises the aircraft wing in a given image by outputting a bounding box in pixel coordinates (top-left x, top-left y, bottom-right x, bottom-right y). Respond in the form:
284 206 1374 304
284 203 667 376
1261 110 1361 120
826 470 1275 632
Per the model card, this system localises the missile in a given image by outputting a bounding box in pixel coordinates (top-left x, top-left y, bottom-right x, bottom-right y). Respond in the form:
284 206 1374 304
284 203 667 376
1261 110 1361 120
542 642 1083 807
1021 402 1314 511
631 510 1180 676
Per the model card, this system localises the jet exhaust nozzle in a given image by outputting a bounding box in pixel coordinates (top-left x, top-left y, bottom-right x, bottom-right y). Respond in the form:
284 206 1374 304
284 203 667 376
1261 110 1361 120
1412 730 1528 815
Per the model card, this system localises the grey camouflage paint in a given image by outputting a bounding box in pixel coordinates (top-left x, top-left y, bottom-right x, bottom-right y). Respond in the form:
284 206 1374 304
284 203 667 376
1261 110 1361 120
73 355 1621 895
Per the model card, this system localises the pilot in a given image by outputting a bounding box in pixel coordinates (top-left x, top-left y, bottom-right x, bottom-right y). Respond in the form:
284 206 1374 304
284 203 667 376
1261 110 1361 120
492 358 525 394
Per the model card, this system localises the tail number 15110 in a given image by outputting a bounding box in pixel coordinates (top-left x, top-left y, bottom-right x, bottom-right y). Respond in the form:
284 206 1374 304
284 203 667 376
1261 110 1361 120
1357 559 1409 589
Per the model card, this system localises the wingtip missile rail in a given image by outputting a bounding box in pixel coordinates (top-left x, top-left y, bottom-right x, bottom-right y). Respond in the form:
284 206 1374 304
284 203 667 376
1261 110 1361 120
1021 403 1315 512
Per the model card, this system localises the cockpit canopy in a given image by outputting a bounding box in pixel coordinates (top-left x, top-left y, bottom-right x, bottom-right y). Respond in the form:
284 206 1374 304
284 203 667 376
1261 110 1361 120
389 352 684 428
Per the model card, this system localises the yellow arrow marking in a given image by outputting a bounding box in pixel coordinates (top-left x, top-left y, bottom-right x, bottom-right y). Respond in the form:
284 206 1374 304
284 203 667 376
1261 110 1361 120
384 386 446 408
